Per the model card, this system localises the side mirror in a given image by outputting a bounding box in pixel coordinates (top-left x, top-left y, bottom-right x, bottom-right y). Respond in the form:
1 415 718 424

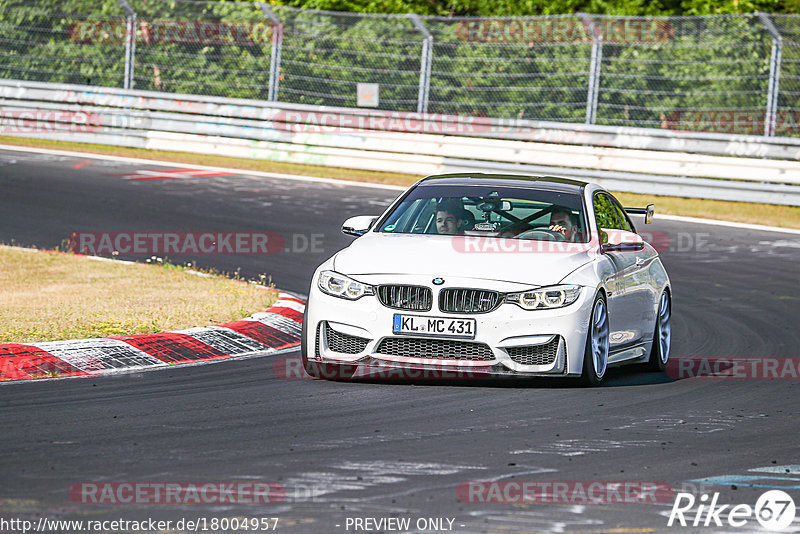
342 215 378 237
624 204 655 224
600 228 644 253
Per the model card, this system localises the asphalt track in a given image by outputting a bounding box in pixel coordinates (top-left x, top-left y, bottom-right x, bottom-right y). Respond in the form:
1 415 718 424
1 147 800 533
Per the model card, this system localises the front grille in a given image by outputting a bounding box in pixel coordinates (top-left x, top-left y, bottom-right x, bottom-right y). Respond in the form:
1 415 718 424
377 285 432 311
324 322 370 354
375 337 494 361
506 336 560 365
439 288 502 314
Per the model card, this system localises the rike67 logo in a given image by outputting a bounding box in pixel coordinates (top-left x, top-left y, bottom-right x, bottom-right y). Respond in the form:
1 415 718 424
668 490 796 531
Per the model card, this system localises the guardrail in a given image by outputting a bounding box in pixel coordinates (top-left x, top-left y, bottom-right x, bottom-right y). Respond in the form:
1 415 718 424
1 78 799 205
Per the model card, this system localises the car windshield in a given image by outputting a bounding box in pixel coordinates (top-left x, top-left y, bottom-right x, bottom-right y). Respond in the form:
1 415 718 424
377 184 589 243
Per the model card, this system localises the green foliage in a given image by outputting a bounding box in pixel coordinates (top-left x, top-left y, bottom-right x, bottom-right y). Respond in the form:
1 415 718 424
595 16 774 127
0 0 126 85
273 0 792 16
679 0 784 16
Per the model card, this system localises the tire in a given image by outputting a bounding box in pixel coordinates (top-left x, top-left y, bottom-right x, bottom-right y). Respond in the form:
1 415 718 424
300 308 356 380
647 291 672 372
580 294 609 387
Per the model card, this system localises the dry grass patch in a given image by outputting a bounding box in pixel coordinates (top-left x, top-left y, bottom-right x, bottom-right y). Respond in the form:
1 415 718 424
0 246 277 343
613 192 800 229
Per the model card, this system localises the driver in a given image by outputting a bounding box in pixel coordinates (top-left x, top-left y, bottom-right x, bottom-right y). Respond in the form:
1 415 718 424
549 207 579 241
435 199 470 235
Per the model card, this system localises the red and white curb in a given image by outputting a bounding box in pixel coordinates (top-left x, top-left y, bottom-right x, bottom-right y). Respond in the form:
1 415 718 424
0 293 305 382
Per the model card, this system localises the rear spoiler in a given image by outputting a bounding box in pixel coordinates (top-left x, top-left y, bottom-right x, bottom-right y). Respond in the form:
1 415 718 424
624 204 655 224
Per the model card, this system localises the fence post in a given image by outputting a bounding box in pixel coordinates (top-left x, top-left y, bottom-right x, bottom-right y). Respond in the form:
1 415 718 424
117 0 136 90
757 12 782 137
259 3 283 102
408 13 432 114
579 13 602 125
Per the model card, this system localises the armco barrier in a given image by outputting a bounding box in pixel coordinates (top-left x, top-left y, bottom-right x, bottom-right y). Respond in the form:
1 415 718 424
2 78 800 205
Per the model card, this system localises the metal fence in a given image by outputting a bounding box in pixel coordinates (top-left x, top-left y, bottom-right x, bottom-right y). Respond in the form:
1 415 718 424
1 0 799 137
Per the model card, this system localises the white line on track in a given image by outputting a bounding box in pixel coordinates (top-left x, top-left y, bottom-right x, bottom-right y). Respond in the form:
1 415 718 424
657 213 800 235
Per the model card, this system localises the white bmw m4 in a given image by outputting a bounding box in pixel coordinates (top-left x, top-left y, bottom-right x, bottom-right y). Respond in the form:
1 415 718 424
302 173 672 386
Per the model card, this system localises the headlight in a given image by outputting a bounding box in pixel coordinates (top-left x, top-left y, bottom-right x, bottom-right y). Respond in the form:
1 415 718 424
318 270 374 300
506 285 581 310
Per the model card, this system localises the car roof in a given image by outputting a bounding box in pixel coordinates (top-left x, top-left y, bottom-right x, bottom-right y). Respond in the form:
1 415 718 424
417 173 589 193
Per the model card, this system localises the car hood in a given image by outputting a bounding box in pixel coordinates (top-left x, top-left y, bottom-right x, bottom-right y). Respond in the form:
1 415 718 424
333 233 597 286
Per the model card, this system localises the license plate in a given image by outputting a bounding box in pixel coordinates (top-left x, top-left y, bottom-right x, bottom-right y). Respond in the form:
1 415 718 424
392 314 476 339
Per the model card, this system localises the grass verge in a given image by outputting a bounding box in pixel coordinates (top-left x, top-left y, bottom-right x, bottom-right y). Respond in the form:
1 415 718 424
0 246 277 343
612 192 800 229
1 135 799 229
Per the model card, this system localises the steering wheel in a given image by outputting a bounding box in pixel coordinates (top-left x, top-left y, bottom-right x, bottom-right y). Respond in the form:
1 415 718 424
515 229 566 241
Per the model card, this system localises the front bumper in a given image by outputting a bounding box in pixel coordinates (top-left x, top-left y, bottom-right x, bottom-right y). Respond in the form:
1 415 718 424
305 274 595 377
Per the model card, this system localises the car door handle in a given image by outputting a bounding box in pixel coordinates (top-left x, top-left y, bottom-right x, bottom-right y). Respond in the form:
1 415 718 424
635 257 645 266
